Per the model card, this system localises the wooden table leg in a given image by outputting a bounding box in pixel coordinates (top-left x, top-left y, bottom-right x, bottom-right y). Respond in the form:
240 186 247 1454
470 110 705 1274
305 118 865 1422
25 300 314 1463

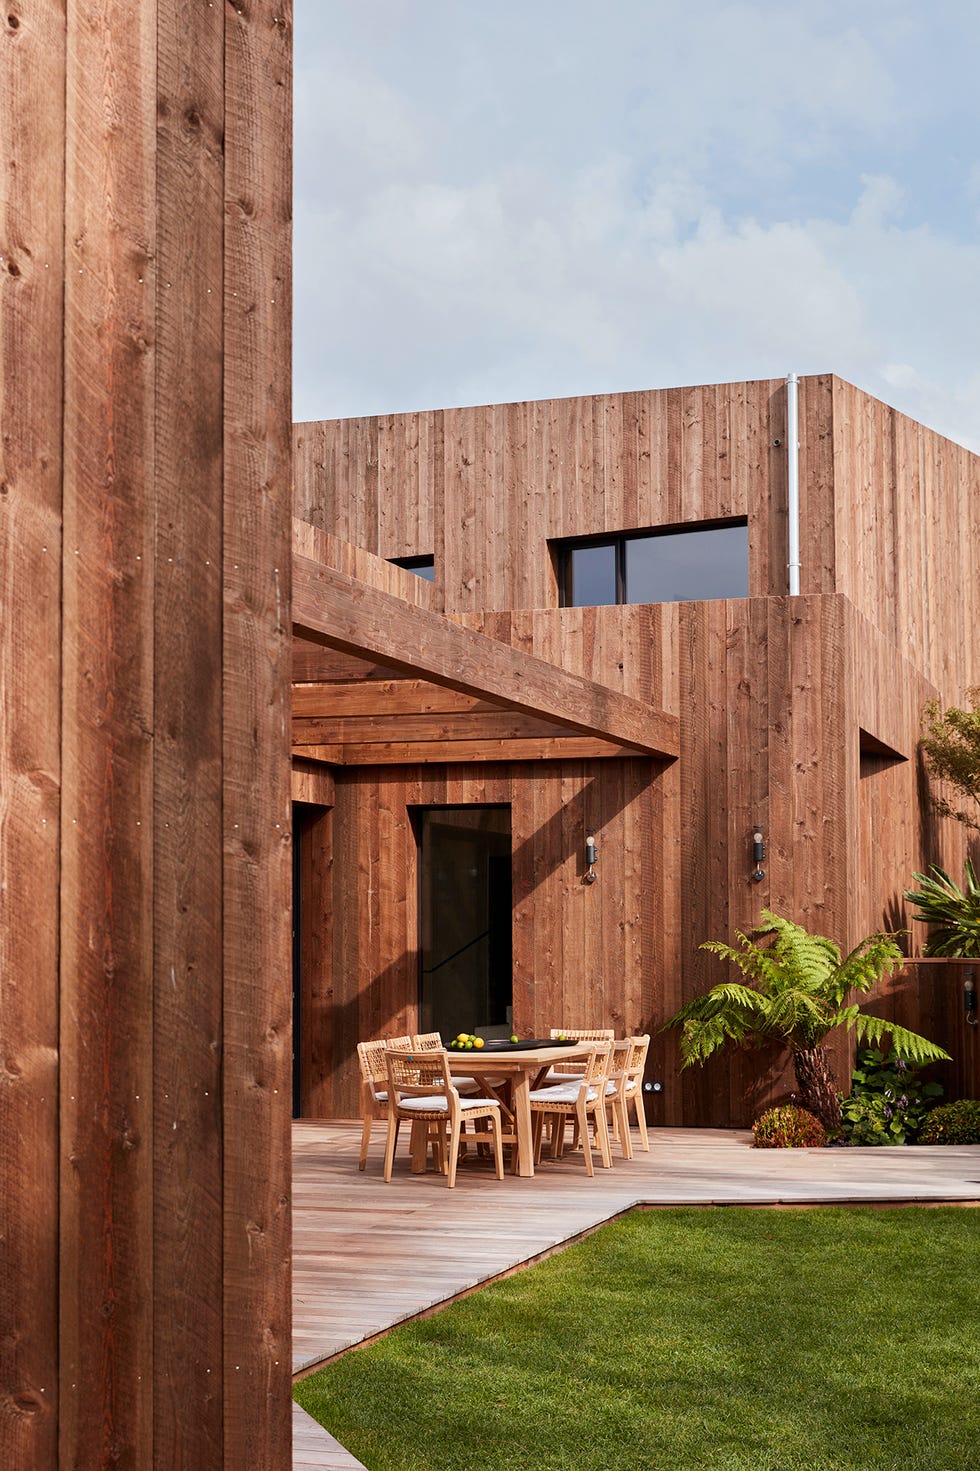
409 1120 427 1173
511 1071 535 1178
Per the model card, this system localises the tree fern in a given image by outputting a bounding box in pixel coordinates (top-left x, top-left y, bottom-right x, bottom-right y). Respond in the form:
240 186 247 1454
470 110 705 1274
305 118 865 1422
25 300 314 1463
663 910 950 1131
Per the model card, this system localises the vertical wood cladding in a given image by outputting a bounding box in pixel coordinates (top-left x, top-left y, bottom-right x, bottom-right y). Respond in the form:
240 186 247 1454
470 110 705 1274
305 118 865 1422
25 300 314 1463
1 5 293 1468
830 376 980 701
294 377 808 611
294 376 978 1128
0 4 65 1464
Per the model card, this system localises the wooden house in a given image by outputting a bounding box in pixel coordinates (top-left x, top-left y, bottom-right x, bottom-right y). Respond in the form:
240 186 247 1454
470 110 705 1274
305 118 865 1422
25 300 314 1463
2 6 977 1468
290 376 980 1128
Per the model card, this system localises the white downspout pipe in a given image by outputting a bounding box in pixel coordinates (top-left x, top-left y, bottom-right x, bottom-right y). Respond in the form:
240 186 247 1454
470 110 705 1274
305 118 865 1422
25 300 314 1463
786 372 801 596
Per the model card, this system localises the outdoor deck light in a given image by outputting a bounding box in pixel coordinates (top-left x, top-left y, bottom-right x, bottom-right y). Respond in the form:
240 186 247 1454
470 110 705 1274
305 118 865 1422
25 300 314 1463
584 829 598 885
965 970 978 1027
751 825 766 883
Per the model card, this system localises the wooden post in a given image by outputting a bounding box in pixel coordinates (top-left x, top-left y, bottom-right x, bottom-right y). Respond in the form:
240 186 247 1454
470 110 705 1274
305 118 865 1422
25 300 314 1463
1 3 292 1467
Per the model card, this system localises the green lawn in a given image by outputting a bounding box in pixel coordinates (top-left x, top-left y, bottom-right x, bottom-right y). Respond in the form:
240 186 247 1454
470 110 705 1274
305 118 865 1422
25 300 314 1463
294 1207 980 1471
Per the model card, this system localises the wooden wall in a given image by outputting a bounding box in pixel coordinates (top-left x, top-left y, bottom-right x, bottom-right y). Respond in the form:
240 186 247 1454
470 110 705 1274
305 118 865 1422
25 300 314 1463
1 5 293 1468
299 595 933 1127
829 376 980 701
293 378 979 1128
294 377 837 610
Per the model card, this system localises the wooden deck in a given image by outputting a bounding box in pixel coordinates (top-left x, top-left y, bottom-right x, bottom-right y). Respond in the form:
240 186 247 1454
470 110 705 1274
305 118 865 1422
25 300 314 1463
291 1119 980 1469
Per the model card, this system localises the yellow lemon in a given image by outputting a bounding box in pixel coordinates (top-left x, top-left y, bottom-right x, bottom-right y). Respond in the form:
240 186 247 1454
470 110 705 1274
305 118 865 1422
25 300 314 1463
473 1036 485 1049
456 1033 469 1044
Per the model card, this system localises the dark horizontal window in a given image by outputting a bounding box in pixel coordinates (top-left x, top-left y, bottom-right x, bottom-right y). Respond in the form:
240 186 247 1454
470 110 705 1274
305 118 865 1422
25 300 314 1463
388 554 435 582
556 521 749 607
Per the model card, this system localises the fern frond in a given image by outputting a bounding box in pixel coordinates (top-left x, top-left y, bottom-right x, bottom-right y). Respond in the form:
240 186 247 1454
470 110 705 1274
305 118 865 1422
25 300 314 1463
851 1014 952 1064
834 933 905 999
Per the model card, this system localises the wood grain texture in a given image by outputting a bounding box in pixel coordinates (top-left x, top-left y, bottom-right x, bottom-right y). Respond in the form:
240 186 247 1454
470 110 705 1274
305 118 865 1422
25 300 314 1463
60 6 157 1463
0 4 64 1464
153 1 226 1461
222 2 293 1466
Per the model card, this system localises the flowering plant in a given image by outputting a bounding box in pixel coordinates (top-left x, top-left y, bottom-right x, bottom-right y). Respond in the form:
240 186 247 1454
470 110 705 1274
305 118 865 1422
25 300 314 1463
839 1047 943 1145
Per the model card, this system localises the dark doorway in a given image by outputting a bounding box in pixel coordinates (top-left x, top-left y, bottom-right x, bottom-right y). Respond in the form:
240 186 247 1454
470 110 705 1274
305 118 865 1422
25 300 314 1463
292 801 332 1118
417 806 513 1040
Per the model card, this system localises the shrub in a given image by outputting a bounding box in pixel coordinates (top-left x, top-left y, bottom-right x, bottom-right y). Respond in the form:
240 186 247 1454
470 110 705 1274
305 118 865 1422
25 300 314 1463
752 1105 827 1149
839 1047 944 1145
918 1100 980 1145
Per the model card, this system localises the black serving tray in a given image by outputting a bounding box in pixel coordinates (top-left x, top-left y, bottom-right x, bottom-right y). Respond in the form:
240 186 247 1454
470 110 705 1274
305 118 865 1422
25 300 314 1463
473 1037 583 1053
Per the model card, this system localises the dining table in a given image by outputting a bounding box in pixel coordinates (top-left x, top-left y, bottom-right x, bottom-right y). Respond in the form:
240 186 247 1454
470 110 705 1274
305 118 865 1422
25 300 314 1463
444 1040 597 1178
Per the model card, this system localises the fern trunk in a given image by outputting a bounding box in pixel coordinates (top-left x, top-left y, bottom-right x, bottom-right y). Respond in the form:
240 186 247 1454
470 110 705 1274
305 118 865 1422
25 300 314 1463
792 1046 842 1132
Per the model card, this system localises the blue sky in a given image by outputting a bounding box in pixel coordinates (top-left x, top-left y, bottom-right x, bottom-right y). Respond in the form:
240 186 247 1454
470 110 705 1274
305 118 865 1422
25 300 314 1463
293 1 979 449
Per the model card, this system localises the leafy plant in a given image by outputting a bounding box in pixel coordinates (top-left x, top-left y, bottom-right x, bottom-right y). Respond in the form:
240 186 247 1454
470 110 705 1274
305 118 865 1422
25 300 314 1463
921 691 980 831
839 1047 944 1145
752 1104 826 1148
664 910 951 1132
904 861 980 958
918 1099 980 1145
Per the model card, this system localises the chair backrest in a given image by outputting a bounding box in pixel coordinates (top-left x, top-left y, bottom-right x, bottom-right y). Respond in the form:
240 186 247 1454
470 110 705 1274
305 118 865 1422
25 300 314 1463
358 1035 414 1090
580 1042 612 1090
605 1039 632 1099
385 1048 453 1101
357 1039 390 1089
550 1027 614 1041
626 1034 651 1086
411 1031 442 1051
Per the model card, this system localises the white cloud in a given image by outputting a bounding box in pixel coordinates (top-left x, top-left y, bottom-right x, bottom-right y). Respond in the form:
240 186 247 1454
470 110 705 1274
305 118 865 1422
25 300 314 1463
293 1 980 451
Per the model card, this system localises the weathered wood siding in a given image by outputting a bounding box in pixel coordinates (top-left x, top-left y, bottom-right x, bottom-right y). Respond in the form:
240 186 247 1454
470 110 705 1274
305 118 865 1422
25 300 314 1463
295 377 833 609
0 3 65 1463
293 378 979 1128
301 597 928 1127
1 4 293 1467
830 376 980 701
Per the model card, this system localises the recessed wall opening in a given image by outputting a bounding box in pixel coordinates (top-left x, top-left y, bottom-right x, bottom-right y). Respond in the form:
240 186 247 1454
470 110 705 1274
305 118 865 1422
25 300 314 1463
416 805 513 1040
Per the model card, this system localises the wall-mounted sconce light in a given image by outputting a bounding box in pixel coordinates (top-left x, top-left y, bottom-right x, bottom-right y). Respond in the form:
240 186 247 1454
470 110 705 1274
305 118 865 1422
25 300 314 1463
584 829 599 885
965 969 978 1027
751 825 766 884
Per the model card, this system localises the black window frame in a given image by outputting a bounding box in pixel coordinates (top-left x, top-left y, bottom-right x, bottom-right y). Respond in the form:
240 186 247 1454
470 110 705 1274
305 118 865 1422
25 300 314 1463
554 517 749 608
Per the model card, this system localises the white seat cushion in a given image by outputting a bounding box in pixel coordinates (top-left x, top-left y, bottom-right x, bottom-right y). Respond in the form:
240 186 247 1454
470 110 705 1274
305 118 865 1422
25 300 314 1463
529 1082 598 1105
372 1089 388 1104
397 1094 499 1112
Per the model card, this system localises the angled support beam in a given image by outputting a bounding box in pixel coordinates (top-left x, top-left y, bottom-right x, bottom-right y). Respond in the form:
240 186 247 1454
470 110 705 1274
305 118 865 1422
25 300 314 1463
292 545 679 759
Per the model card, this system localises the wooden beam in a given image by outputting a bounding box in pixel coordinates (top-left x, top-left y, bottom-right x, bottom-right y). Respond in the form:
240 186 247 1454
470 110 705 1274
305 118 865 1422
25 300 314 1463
292 679 493 718
292 759 336 806
292 711 583 745
292 739 640 765
292 537 679 760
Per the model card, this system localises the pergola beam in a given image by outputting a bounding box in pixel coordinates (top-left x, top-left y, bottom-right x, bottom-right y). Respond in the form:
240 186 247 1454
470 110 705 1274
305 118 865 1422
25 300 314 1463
292 542 679 760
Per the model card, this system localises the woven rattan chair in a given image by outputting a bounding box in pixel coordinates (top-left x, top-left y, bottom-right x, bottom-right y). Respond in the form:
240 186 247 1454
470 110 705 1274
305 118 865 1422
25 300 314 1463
356 1035 412 1170
541 1026 615 1088
383 1049 504 1188
528 1045 613 1176
410 1030 487 1094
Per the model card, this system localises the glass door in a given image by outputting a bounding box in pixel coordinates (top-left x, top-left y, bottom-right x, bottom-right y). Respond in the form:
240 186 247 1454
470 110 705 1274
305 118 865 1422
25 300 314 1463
417 806 513 1040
